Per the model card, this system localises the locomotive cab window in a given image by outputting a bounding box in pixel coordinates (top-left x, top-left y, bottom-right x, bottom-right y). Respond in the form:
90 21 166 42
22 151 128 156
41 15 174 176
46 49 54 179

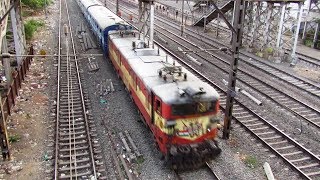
171 101 216 116
155 99 161 114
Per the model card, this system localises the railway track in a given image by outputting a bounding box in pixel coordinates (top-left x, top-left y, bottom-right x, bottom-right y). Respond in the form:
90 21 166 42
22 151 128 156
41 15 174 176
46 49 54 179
174 163 220 180
53 0 106 179
104 1 320 179
288 50 320 68
111 0 320 135
118 0 320 100
156 39 320 180
157 15 320 98
100 120 134 180
154 21 320 130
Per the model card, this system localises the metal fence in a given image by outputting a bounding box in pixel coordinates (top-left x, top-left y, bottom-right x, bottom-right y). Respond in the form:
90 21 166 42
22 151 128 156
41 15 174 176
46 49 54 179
0 45 34 160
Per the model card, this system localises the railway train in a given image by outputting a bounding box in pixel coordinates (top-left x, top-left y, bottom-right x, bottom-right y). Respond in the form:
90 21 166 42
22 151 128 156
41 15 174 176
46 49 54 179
77 0 221 170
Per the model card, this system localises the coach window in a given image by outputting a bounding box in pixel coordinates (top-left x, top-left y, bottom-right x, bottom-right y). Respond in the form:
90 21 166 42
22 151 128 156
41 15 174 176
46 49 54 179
135 78 138 91
156 99 161 114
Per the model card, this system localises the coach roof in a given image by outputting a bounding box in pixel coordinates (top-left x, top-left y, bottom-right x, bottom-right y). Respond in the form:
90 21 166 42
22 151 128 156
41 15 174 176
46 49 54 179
109 33 220 104
88 5 128 30
80 0 102 9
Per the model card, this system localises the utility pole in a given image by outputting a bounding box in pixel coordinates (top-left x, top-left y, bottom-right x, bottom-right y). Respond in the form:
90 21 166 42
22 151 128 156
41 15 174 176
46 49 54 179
116 0 119 15
181 0 185 36
44 0 47 18
223 0 245 139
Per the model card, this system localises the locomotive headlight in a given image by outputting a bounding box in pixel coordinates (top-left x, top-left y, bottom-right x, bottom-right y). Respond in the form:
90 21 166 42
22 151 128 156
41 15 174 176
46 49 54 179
165 120 176 127
165 120 176 135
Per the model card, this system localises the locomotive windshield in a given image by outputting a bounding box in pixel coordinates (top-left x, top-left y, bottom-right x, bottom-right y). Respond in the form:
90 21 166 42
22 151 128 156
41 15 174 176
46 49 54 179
171 101 216 116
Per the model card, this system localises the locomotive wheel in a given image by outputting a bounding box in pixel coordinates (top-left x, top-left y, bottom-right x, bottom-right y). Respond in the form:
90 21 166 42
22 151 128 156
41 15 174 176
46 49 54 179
178 146 190 154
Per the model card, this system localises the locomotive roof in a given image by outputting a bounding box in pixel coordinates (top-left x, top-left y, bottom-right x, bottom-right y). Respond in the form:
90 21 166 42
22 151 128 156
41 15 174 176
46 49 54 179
109 33 220 104
87 5 128 30
79 0 102 9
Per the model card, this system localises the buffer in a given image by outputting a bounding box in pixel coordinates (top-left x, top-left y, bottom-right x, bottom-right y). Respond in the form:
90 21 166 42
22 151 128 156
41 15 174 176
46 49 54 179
193 0 234 27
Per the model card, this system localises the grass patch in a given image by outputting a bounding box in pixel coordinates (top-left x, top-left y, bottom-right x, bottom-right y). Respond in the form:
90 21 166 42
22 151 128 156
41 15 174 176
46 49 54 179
304 39 313 47
243 155 258 169
21 0 51 9
24 19 44 40
135 156 144 165
9 134 21 143
256 52 263 58
265 47 273 54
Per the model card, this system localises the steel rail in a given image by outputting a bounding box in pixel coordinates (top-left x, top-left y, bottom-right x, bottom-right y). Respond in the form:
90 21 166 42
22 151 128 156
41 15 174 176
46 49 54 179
119 0 320 98
101 120 126 180
155 39 320 180
154 23 320 130
65 0 98 178
101 1 320 178
205 162 220 180
110 0 320 132
54 0 98 178
54 0 62 178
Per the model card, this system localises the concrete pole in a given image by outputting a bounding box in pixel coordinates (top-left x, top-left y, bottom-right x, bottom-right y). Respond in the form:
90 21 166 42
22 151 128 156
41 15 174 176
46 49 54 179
302 1 311 41
1 37 11 85
138 0 142 22
116 0 119 15
216 13 220 37
142 3 146 43
10 7 22 65
144 3 148 44
181 0 184 36
150 2 154 48
276 3 286 48
291 3 303 65
203 16 206 32
312 23 319 48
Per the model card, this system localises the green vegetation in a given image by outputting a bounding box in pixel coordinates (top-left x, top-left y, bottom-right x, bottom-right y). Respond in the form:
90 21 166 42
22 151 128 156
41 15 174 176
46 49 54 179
21 0 51 9
265 47 273 55
256 52 263 58
244 155 258 169
24 19 44 40
9 134 21 143
135 156 144 165
304 39 313 47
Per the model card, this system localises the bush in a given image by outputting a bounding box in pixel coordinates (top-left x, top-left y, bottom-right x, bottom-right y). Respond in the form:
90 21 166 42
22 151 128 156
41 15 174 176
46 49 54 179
304 39 313 47
21 0 51 9
265 47 273 55
24 19 44 40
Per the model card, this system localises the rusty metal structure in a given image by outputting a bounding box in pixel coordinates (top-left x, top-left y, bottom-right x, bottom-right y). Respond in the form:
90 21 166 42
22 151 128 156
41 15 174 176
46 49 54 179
0 0 28 160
